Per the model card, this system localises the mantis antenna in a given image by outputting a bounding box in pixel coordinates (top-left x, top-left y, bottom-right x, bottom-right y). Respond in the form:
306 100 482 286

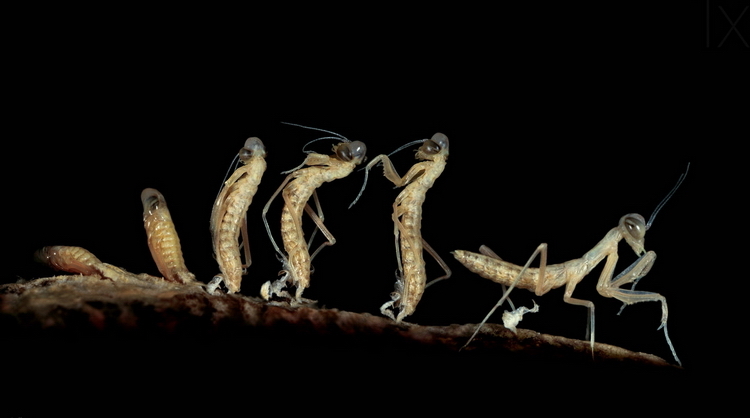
646 162 690 229
281 122 351 147
214 152 241 203
280 122 352 173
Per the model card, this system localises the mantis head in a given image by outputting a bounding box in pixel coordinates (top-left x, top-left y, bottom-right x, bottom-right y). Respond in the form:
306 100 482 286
619 213 647 256
416 133 449 160
141 188 168 218
239 137 266 163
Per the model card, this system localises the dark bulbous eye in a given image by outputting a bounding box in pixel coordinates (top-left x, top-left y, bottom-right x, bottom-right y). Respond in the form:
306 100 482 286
420 133 449 155
239 148 253 160
338 141 366 162
423 141 439 154
622 214 646 239
336 144 353 161
350 141 366 161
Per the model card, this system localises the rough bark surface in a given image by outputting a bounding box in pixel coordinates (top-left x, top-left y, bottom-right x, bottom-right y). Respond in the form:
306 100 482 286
2 274 678 367
4 273 692 413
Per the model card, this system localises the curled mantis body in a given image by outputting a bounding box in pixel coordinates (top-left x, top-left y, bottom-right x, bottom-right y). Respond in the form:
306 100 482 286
361 133 452 323
261 136 367 305
36 245 153 283
454 165 689 366
37 245 126 279
142 188 195 284
208 137 267 294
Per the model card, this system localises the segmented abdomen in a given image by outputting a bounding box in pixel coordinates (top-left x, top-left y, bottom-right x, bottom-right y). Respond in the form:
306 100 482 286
452 250 572 291
280 174 316 289
36 245 102 276
142 188 195 284
213 165 265 292
396 201 426 316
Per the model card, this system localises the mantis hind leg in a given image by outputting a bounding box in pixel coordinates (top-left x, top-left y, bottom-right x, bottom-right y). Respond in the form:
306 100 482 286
305 190 324 251
422 238 452 289
304 193 337 262
460 243 547 351
478 245 514 311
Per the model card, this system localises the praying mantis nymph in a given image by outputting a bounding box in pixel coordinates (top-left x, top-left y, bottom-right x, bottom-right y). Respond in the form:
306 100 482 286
261 124 367 305
454 163 690 366
208 137 267 294
353 133 452 323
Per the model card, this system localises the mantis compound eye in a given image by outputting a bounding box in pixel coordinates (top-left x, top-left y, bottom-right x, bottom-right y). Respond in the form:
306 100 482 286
621 214 647 241
240 137 266 162
420 133 449 155
620 213 647 257
337 141 367 164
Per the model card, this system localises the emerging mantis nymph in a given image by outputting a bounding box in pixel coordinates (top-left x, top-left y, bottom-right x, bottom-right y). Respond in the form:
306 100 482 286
142 188 196 284
261 125 367 305
36 245 142 282
454 163 690 366
208 137 267 294
354 133 452 323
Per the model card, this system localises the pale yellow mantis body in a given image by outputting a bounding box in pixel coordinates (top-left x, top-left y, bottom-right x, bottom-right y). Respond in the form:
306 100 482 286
208 137 267 294
454 164 689 366
36 245 143 282
355 133 452 323
261 127 367 305
142 188 195 284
